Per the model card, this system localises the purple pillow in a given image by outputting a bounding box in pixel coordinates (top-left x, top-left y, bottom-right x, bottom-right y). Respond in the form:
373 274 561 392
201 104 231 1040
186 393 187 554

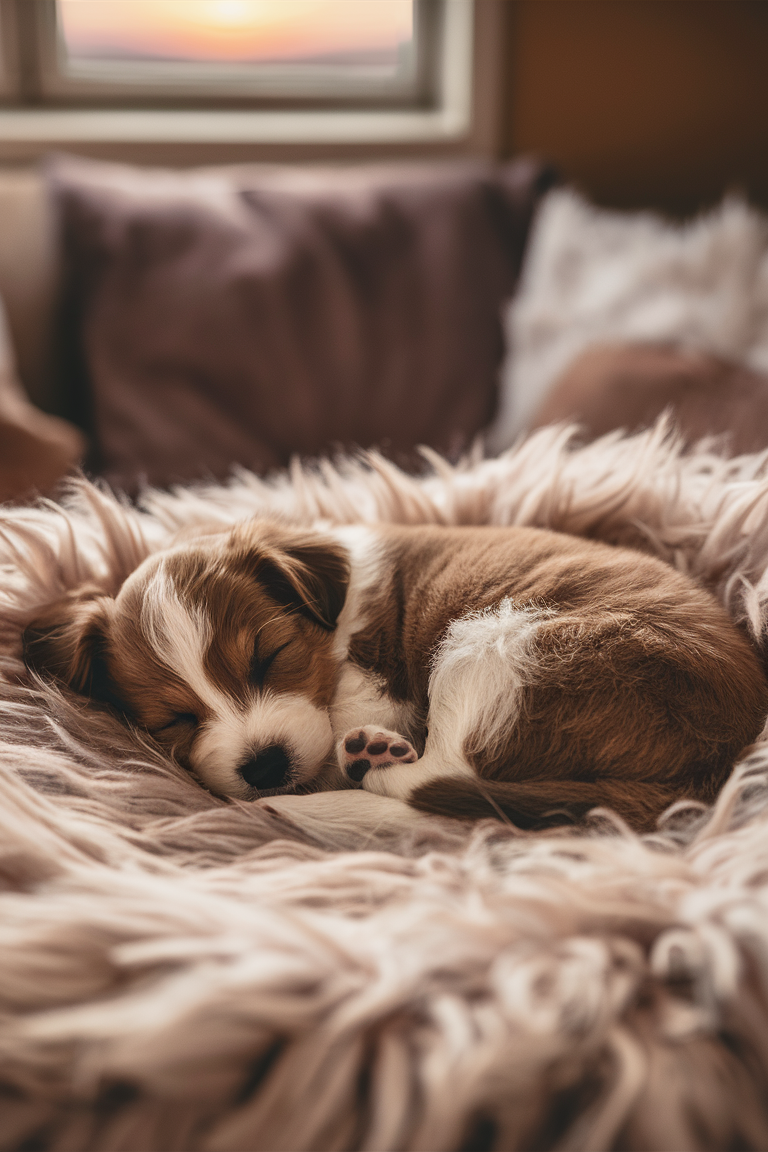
49 154 555 491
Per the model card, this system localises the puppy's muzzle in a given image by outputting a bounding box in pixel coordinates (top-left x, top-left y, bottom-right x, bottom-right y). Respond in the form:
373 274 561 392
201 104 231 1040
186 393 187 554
239 744 292 791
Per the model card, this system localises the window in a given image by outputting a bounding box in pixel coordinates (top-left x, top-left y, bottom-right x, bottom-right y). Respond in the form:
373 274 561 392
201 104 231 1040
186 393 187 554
52 1 424 104
0 0 499 157
40 1 433 107
0 0 515 163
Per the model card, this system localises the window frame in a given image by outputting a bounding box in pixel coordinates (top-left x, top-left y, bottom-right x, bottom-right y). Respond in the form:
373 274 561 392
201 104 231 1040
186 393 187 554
0 0 508 162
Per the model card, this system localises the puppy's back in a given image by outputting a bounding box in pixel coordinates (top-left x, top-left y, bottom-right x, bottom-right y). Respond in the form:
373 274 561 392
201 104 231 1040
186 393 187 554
367 525 768 829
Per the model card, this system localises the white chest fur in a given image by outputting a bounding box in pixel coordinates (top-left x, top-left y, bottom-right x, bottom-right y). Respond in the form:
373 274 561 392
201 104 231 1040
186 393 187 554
327 523 418 742
329 662 417 744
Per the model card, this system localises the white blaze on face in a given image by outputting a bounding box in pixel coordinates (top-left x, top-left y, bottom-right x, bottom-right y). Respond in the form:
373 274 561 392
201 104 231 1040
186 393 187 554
137 560 334 797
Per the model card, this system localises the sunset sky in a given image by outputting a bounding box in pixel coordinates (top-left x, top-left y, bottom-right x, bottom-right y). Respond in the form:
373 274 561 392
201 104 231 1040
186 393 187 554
58 1 414 65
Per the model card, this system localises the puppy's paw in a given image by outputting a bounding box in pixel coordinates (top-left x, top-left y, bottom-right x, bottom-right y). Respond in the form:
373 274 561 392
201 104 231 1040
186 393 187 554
340 726 417 783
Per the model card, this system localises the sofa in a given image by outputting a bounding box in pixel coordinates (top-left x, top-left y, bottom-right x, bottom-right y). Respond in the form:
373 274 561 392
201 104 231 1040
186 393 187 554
0 154 556 498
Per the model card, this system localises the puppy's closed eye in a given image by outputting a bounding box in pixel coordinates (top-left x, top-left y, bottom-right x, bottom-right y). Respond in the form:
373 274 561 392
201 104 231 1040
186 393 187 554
157 712 199 733
250 640 292 686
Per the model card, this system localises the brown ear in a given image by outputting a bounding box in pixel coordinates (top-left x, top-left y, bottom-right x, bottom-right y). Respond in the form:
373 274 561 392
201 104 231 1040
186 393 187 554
257 538 350 631
23 586 117 701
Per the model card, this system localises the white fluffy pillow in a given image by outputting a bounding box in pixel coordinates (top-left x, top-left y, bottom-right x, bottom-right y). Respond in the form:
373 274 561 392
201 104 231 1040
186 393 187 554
488 190 768 451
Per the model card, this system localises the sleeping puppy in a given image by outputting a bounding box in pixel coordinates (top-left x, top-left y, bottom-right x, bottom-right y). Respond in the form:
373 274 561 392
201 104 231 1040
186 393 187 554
22 519 768 830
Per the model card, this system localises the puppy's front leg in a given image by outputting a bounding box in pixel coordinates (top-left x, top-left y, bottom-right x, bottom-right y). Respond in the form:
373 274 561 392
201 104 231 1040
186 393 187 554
342 723 474 801
331 663 422 790
341 601 536 803
337 684 478 801
338 703 477 806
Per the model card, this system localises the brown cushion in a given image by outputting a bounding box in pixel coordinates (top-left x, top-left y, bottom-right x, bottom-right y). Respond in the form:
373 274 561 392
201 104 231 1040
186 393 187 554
0 301 84 504
49 154 555 492
0 406 85 503
530 343 768 454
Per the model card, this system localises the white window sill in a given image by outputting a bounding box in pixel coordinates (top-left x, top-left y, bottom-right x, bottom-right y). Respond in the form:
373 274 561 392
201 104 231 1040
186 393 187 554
0 102 471 145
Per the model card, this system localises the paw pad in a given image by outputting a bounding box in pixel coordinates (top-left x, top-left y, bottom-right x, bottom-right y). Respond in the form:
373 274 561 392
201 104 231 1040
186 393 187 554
341 727 418 781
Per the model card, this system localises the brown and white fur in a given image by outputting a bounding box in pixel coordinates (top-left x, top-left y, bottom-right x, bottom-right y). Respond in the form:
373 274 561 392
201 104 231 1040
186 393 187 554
22 519 768 831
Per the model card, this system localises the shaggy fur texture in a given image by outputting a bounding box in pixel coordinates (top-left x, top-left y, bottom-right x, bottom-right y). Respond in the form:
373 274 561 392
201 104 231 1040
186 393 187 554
3 425 768 1149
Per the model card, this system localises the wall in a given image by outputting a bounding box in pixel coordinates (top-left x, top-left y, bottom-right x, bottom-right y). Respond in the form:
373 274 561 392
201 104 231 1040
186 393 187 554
505 0 768 214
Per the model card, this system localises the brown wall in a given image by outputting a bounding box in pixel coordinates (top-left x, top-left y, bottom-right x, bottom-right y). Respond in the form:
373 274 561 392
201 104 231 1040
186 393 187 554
504 0 768 214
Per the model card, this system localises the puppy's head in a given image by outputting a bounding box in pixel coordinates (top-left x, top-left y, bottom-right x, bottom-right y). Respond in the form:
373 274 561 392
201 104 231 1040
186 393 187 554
23 521 350 798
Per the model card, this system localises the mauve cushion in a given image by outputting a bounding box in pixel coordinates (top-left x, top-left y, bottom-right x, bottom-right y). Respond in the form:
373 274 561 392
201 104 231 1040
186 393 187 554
49 155 555 491
530 343 768 454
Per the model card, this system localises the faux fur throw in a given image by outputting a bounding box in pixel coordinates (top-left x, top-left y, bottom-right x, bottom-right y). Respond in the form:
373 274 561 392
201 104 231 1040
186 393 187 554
490 191 768 448
2 427 768 1151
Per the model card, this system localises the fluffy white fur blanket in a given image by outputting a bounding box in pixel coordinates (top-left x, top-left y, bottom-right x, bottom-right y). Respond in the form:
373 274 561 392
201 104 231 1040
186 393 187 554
1 426 768 1151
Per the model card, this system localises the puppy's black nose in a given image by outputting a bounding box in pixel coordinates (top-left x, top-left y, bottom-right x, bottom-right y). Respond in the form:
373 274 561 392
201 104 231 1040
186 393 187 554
239 744 291 791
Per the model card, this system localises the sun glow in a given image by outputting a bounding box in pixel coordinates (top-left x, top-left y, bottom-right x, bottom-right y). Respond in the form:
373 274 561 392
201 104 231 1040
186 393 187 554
207 1 253 25
58 1 414 65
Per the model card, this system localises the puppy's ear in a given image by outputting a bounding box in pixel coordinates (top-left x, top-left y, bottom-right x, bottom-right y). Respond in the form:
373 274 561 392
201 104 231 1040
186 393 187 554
259 538 350 631
23 586 117 701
